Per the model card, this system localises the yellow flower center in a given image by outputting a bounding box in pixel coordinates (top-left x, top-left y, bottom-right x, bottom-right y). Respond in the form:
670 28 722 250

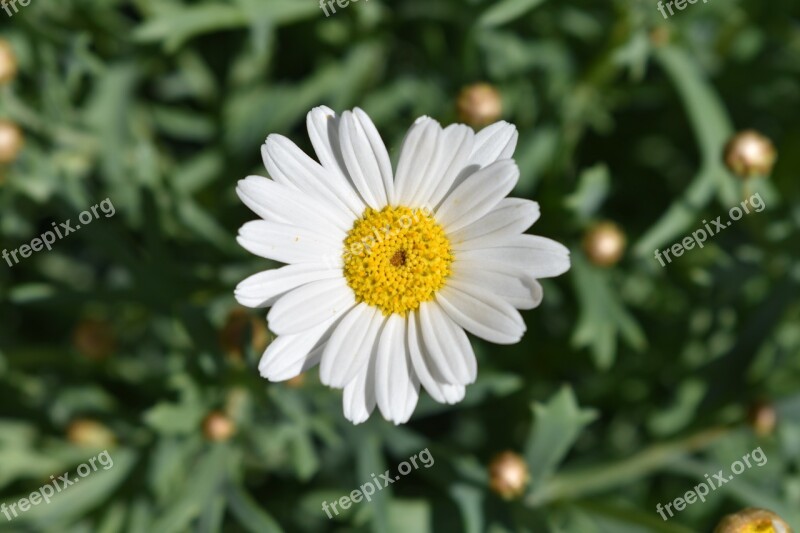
743 522 777 533
343 206 453 316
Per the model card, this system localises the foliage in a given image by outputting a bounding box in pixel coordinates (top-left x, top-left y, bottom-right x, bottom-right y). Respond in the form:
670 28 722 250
1 0 800 531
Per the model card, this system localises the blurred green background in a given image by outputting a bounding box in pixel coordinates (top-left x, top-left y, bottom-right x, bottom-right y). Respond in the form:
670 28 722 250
1 0 799 531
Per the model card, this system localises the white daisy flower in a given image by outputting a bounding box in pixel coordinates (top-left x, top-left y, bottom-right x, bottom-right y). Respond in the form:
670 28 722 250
235 107 570 425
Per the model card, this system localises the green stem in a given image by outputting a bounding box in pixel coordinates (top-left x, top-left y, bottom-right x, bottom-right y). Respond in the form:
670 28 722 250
634 46 740 256
526 426 731 507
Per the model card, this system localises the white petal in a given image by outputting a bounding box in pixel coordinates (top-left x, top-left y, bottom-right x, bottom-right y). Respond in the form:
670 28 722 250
418 301 477 385
339 109 392 208
235 264 342 308
454 234 571 279
320 303 385 388
450 264 543 310
407 311 466 404
393 117 441 206
435 121 518 198
450 198 540 250
236 176 347 239
267 277 355 335
375 314 419 425
422 124 476 208
343 355 377 425
262 135 361 223
258 318 336 381
236 220 342 266
469 121 518 168
435 160 519 233
306 107 370 214
306 106 348 179
436 283 526 345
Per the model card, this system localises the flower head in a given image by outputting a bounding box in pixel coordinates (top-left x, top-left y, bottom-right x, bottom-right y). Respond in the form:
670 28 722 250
235 107 570 424
714 508 792 533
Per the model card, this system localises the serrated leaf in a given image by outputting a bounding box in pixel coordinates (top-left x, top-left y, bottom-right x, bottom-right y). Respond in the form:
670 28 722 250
525 387 597 490
571 253 647 369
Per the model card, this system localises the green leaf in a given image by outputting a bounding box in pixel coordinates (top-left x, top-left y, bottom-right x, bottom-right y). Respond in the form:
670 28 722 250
515 126 559 195
634 47 740 256
289 427 321 481
388 500 432 533
97 503 128 533
524 386 597 490
18 449 138 528
449 484 484 533
478 0 549 28
147 437 204 504
150 445 230 533
671 457 800 526
647 380 707 437
571 253 647 369
172 151 224 196
176 199 237 252
355 429 390 533
134 5 248 52
553 501 695 533
196 495 226 533
142 375 206 435
413 371 523 417
8 283 57 303
226 483 284 533
565 164 611 221
151 105 215 142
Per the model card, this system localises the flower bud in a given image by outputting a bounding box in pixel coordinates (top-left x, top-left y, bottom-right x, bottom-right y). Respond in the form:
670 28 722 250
488 451 530 499
0 120 24 164
583 221 626 267
219 308 271 360
202 410 236 442
73 318 116 361
0 39 17 85
748 401 777 437
714 508 792 533
649 26 671 47
457 83 503 128
67 419 116 448
724 130 777 178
